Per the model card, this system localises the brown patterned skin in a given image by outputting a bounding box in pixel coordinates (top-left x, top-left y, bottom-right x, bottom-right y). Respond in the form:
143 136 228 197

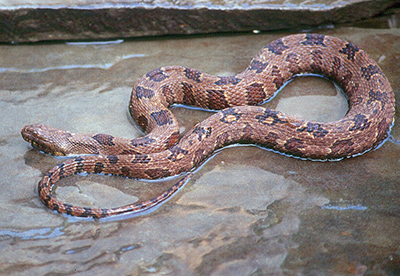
21 34 395 218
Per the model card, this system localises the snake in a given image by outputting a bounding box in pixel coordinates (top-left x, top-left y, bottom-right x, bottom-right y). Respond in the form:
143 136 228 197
21 34 395 218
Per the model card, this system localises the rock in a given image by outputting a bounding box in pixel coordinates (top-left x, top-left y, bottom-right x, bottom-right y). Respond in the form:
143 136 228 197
0 0 398 43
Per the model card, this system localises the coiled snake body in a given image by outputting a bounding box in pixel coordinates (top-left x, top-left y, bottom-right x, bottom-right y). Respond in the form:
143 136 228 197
21 34 395 218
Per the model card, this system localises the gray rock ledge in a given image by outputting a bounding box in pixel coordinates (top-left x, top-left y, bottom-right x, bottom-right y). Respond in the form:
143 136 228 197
0 0 398 43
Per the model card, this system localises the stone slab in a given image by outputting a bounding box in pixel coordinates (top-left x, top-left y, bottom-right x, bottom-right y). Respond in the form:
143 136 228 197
0 0 399 43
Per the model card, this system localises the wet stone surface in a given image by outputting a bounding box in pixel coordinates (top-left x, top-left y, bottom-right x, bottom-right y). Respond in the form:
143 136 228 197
0 23 400 275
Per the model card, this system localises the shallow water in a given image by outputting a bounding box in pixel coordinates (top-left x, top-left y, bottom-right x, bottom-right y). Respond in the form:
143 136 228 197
0 26 400 275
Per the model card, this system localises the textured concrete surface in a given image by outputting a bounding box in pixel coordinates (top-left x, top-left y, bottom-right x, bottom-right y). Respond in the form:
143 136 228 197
0 0 399 42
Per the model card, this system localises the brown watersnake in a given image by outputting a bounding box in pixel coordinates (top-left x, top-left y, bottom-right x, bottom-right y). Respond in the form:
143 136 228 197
21 34 396 218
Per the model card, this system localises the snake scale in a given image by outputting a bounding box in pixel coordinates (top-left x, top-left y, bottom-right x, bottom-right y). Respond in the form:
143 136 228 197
21 34 395 218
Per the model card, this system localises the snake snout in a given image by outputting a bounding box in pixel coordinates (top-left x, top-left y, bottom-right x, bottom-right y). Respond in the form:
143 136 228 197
21 124 43 143
21 124 67 156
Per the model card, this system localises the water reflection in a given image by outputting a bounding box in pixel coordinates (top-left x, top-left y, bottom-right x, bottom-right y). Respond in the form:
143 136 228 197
0 227 64 240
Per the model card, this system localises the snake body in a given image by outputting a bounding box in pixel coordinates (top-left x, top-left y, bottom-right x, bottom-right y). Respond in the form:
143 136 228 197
21 34 395 218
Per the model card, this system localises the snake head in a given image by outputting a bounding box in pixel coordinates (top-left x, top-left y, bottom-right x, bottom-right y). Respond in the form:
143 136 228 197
21 124 70 156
